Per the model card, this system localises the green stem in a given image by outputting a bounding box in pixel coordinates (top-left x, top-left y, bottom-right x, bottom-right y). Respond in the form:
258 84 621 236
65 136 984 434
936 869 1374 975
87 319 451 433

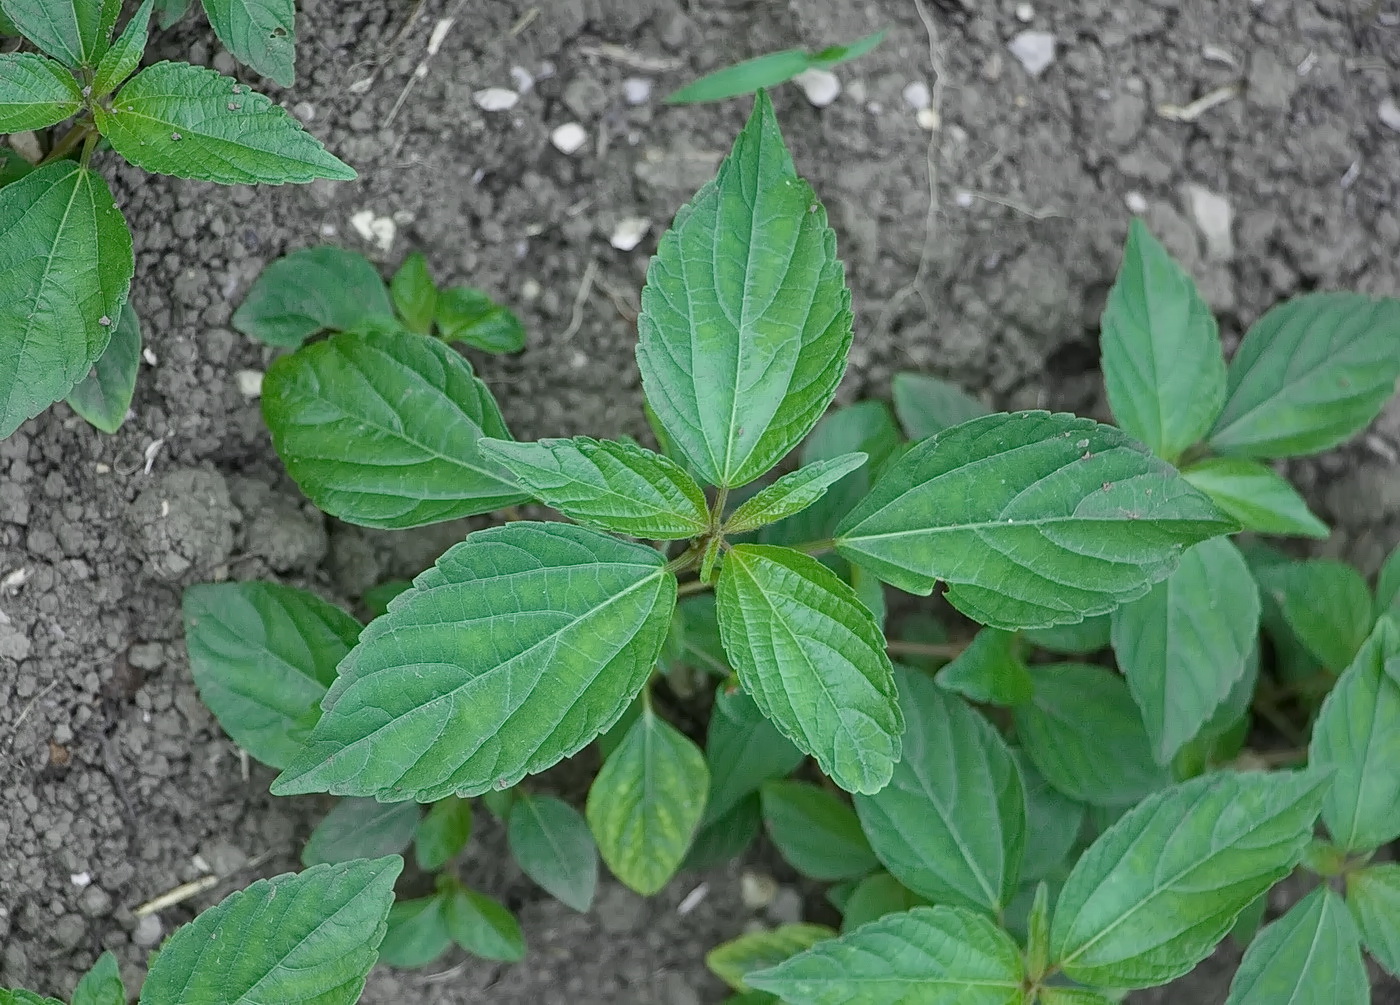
711 486 730 531
39 121 93 166
676 578 712 597
79 130 99 168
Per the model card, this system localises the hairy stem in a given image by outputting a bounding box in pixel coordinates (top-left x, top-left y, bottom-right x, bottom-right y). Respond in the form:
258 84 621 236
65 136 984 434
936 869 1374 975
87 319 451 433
39 121 94 166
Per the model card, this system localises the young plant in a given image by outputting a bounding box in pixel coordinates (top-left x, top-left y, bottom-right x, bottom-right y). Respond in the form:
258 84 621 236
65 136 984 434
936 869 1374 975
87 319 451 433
0 0 352 438
666 28 886 104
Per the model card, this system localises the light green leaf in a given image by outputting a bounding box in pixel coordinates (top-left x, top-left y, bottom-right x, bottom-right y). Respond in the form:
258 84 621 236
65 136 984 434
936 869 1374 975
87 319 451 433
807 28 887 69
262 328 527 530
839 872 928 933
1022 615 1111 655
414 795 472 871
91 0 152 97
1112 537 1260 763
155 0 189 28
747 905 1024 1005
435 286 525 354
0 0 117 66
1377 544 1400 619
182 581 360 769
140 856 402 1003
891 372 989 440
203 0 295 87
71 951 124 1005
1014 750 1086 882
378 893 450 969
1308 618 1400 852
508 793 598 912
480 436 709 539
0 53 82 131
302 798 421 867
1181 457 1328 538
1013 663 1169 806
1347 862 1400 976
233 246 393 348
0 991 63 1004
855 669 1025 913
1210 292 1400 458
1025 882 1051 982
707 924 837 993
1050 771 1327 988
726 453 868 534
683 792 761 871
586 705 708 895
96 61 354 183
666 30 884 104
935 628 1033 707
717 544 903 794
444 886 524 963
66 299 140 434
704 685 804 824
1225 887 1366 1005
761 780 878 881
0 160 133 438
1253 558 1373 672
835 412 1236 630
1100 219 1225 462
637 91 851 488
390 251 437 334
271 523 675 801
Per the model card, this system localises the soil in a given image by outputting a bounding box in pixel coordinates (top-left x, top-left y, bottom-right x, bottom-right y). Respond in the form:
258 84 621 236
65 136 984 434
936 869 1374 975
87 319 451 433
4 0 1400 1001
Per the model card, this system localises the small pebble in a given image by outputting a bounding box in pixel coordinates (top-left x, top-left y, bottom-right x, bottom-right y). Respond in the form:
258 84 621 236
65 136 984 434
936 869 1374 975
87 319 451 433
1015 2 1035 21
1008 31 1057 77
794 68 841 108
551 122 588 155
766 887 804 925
132 914 163 948
235 370 263 398
1125 191 1149 214
473 87 519 112
954 189 975 208
623 77 652 105
1381 98 1400 133
69 872 91 889
740 870 778 909
510 66 535 93
1185 183 1234 261
903 81 931 110
917 107 940 131
610 216 651 251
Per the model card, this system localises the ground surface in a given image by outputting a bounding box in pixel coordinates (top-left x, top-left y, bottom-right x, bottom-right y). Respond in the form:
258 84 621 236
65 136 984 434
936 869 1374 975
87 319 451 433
4 0 1400 1001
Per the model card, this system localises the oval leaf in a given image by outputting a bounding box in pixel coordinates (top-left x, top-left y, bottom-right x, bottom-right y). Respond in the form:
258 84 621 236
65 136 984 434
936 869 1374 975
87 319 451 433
704 685 804 824
891 372 989 440
271 523 675 801
707 924 837 993
1014 750 1085 882
1224 887 1367 1005
1182 457 1328 538
725 453 868 534
761 780 878 882
935 628 1033 707
666 49 813 104
0 52 83 131
66 299 141 434
444 886 524 963
301 797 421 867
835 412 1236 630
435 286 525 353
203 0 295 87
414 795 473 871
390 252 437 334
378 893 450 969
1253 558 1373 674
1346 863 1400 977
233 246 394 348
508 793 598 912
839 873 928 933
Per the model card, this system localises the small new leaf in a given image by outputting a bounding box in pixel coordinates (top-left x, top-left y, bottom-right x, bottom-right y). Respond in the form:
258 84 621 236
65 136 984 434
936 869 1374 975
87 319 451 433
1182 457 1329 539
707 924 837 993
1224 888 1367 1005
391 251 437 334
444 886 525 963
724 453 868 533
71 952 123 1005
378 893 450 968
414 795 473 871
890 372 988 440
839 872 929 932
233 246 395 348
1347 863 1400 977
0 53 83 131
202 0 296 87
91 0 153 98
435 286 526 353
65 299 141 434
761 780 878 882
508 793 598 912
301 798 420 867
666 29 884 104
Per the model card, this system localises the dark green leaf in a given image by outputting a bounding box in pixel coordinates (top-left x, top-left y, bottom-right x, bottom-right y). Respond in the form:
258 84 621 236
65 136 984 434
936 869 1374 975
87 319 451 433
761 780 878 882
390 251 437 334
1253 558 1373 672
0 147 34 187
1347 862 1400 977
707 924 837 993
1014 750 1085 883
725 453 868 534
203 0 296 87
891 372 988 440
508 793 597 912
414 795 473 871
91 0 152 97
233 246 393 348
683 792 760 871
677 593 729 677
704 685 804 824
1181 457 1328 538
0 53 83 131
1021 615 1111 655
379 893 451 968
1225 887 1366 1005
935 628 1033 707
444 886 524 963
839 872 928 932
1377 545 1400 619
436 286 525 353
361 579 410 619
70 952 123 1005
66 299 140 434
0 0 117 66
1230 891 1268 948
302 798 421 866
807 29 887 69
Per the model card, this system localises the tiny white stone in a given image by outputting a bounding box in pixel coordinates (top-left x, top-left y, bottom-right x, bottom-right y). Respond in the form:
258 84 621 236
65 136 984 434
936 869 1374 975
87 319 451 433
794 68 841 107
550 122 588 154
473 87 519 112
133 914 163 949
70 872 91 888
1008 31 1057 77
1380 97 1400 133
740 870 778 909
142 347 158 366
903 80 931 110
350 209 396 252
610 216 651 251
1185 183 1234 261
623 77 652 105
235 370 263 398
1125 191 1149 214
954 189 975 208
510 65 535 93
916 107 940 131
521 278 542 301
1015 2 1035 22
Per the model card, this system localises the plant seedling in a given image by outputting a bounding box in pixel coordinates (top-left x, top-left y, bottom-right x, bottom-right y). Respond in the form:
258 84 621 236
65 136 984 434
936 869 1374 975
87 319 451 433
666 28 886 104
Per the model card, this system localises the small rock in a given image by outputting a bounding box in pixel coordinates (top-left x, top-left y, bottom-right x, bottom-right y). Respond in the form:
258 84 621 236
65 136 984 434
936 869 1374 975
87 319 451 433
0 610 30 662
1247 54 1296 111
902 80 931 110
70 872 91 889
235 369 263 398
766 887 804 925
473 87 519 112
551 122 588 155
623 77 652 105
1381 98 1400 133
211 51 236 75
1184 183 1234 261
609 216 651 251
917 107 940 131
509 65 535 93
1008 31 1057 77
1015 2 1035 21
132 914 163 948
350 209 395 252
78 885 113 918
52 914 85 951
793 68 841 107
563 76 609 118
740 870 778 909
1124 191 1149 214
127 642 164 670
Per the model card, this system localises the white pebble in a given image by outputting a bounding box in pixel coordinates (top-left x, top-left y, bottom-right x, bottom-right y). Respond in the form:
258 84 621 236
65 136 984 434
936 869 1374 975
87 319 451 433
1015 2 1035 22
610 216 652 251
903 80 931 110
521 278 542 301
473 87 519 112
1124 191 1149 214
1381 97 1400 133
70 872 91 889
1185 183 1234 261
740 870 778 909
550 122 588 155
350 209 395 252
235 370 263 398
794 68 841 108
1008 31 1057 77
132 914 163 949
916 107 940 131
510 66 535 93
954 190 975 208
623 77 652 105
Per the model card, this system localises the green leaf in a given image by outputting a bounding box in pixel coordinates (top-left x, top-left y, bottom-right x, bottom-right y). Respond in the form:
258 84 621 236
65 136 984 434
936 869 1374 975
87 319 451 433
140 856 402 1003
203 0 295 87
0 0 117 66
0 53 82 131
807 28 887 69
1037 991 1113 1005
0 147 34 187
1111 537 1260 763
65 299 140 434
96 61 354 183
891 372 988 440
480 436 709 539
0 991 63 1004
271 523 675 801
835 412 1236 630
183 581 360 769
839 872 928 932
1308 618 1400 851
717 544 903 794
683 792 760 871
390 252 437 334
704 684 804 824
1022 616 1111 655
71 951 124 1005
1347 862 1400 976
508 793 598 912
637 91 851 488
1099 219 1225 462
596 692 643 761
414 795 472 871
378 893 451 968
1025 882 1051 982
361 579 410 619
91 0 152 97
707 924 837 993
761 780 878 881
935 628 1033 707
444 886 524 963
1050 770 1327 988
233 246 393 348
747 905 1024 1005
1231 891 1269 948
586 705 709 895
1253 558 1373 672
0 160 133 438
1377 545 1400 619
155 0 189 28
854 670 1025 913
1210 292 1400 458
666 30 884 104
1013 663 1169 806
725 454 868 534
435 286 525 354
1014 750 1085 882
1181 457 1328 538
1225 887 1367 1005
302 798 421 867
677 593 730 677
262 328 527 530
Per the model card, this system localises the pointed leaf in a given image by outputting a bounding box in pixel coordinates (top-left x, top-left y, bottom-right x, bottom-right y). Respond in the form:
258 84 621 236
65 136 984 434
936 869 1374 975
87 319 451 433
637 91 852 488
413 795 472 871
262 328 528 530
717 544 903 794
183 581 361 770
444 886 524 963
665 50 815 105
935 628 1033 707
1050 771 1327 988
91 0 152 97
96 61 354 183
1253 558 1373 672
0 0 118 66
301 798 421 867
0 53 82 131
761 780 878 881
0 160 133 438
1014 750 1086 883
725 453 868 533
1181 457 1328 538
891 372 988 440
435 286 525 353
203 0 296 87
390 252 436 334
66 298 140 434
855 670 1025 913
707 924 837 993
1346 862 1400 977
233 246 393 348
1025 882 1051 981
747 906 1024 1005
71 952 123 1005
272 523 675 801
704 684 804 824
835 412 1236 630
480 436 709 539
378 893 450 969
140 856 402 1004
1225 887 1366 1005
508 793 598 912
839 872 928 932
